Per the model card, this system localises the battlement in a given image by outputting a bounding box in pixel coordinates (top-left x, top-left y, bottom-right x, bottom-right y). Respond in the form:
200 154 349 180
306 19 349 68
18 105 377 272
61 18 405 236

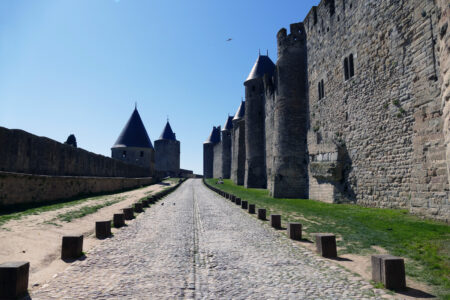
277 22 306 55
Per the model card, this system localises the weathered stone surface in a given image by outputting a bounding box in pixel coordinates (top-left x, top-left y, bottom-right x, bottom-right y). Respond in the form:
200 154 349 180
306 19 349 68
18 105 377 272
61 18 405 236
248 204 256 214
270 214 281 228
314 234 337 258
0 261 29 300
287 223 302 240
155 138 180 177
371 255 406 290
95 221 111 239
123 208 134 220
113 213 125 228
257 208 266 220
61 235 83 260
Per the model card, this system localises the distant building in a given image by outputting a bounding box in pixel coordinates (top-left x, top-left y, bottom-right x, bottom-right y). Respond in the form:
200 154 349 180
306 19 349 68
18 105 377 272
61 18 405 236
155 121 180 177
111 107 155 171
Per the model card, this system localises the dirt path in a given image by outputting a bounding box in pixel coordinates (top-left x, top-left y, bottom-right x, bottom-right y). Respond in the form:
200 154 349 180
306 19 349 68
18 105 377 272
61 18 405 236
0 180 175 289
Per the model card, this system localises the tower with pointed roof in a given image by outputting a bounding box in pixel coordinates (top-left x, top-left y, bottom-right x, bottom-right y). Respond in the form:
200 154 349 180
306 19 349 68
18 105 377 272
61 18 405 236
244 54 275 188
231 100 246 185
218 116 233 178
111 107 155 171
155 121 180 176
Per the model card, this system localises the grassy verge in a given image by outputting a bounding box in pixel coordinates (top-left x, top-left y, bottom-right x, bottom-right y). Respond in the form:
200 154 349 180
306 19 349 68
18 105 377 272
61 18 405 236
206 178 450 299
56 199 122 222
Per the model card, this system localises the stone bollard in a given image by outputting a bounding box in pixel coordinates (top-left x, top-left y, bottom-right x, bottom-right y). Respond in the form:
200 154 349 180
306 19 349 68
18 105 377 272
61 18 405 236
248 204 256 214
258 208 266 220
95 221 111 239
61 235 83 260
0 261 29 300
235 198 241 205
241 200 248 209
113 213 125 228
371 255 406 290
288 223 302 240
142 199 149 207
270 214 281 229
123 208 134 220
230 195 235 203
314 234 337 258
134 203 143 213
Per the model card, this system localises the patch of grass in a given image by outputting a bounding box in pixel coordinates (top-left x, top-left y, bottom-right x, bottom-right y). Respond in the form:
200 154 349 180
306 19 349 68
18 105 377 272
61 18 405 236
206 178 450 298
56 199 121 222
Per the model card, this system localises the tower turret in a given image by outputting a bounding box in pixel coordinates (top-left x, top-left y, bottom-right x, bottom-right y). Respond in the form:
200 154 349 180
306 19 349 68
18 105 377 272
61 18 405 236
231 100 246 185
203 126 220 178
220 116 233 179
111 107 155 171
270 22 309 198
155 121 180 177
244 54 275 188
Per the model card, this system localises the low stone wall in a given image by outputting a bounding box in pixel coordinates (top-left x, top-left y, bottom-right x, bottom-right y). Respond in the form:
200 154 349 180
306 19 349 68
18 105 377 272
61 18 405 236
0 171 156 206
0 127 151 178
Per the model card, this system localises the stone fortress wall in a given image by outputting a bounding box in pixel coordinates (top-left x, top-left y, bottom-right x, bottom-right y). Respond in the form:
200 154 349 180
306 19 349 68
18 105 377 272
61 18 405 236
204 0 449 222
0 127 152 177
0 127 155 206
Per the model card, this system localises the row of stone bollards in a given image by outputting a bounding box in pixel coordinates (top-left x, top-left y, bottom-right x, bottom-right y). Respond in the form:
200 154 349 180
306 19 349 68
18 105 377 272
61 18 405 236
0 178 186 300
203 179 406 291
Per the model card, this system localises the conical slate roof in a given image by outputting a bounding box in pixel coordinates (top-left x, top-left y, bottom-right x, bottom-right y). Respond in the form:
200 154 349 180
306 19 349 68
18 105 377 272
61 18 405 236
245 55 275 82
233 100 245 121
222 116 233 131
204 126 221 144
158 121 177 140
112 108 153 149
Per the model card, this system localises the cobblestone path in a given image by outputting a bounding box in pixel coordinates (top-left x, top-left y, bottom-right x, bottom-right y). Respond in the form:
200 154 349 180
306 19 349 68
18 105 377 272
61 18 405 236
32 179 382 299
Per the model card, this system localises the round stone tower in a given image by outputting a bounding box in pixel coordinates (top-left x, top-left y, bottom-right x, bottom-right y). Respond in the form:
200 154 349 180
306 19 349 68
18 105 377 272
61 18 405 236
155 121 180 177
244 54 275 188
203 126 220 178
111 107 155 172
271 22 309 198
231 100 246 185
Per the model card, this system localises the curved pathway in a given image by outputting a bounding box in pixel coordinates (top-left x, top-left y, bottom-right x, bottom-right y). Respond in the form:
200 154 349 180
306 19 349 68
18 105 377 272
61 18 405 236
31 179 383 299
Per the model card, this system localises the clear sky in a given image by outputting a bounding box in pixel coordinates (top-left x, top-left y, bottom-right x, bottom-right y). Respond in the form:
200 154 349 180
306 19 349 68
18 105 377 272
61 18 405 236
0 0 319 175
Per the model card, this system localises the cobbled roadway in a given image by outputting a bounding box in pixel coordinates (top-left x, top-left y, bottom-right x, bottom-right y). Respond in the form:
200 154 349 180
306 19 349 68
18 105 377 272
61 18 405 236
32 179 383 299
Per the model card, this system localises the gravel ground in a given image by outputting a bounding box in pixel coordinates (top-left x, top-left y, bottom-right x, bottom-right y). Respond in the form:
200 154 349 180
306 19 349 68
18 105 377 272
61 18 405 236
31 179 385 299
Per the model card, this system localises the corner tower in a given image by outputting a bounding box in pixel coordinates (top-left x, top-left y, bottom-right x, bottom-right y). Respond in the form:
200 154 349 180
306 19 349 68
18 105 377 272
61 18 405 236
244 54 275 188
111 107 155 171
155 121 180 177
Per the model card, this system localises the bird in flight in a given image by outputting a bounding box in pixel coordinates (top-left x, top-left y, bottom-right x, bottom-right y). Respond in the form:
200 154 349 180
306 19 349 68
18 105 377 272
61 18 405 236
226 38 232 42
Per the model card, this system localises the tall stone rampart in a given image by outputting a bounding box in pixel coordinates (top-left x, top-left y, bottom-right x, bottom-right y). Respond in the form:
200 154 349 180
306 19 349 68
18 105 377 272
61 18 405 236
231 118 246 185
304 0 448 221
0 127 152 178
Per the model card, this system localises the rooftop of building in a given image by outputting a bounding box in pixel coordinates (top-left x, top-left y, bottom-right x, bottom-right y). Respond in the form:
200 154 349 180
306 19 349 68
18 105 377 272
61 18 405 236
158 121 177 141
222 116 233 131
233 100 245 121
112 108 153 149
204 126 221 144
245 54 275 83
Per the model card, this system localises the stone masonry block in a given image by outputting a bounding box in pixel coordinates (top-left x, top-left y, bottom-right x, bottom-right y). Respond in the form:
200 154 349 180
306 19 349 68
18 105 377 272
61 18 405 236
123 208 134 220
270 214 281 228
248 204 256 214
288 223 302 240
0 261 29 300
241 200 248 209
235 198 241 205
95 221 111 239
61 235 83 260
371 255 406 290
113 213 125 228
134 203 143 213
314 234 337 258
258 208 266 220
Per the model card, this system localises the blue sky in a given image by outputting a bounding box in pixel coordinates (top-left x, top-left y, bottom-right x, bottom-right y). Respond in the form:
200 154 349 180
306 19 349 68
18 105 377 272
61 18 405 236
0 0 318 175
